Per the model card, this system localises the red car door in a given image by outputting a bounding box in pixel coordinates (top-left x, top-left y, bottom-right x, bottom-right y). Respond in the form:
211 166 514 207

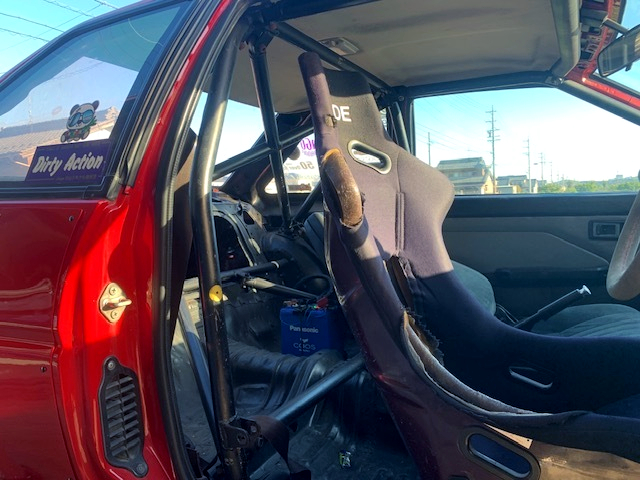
0 3 200 478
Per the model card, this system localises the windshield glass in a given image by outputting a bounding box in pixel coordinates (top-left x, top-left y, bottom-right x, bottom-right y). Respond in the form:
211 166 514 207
599 2 640 93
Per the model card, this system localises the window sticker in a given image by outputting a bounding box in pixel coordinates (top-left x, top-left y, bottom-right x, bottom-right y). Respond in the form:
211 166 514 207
25 139 111 185
61 101 100 143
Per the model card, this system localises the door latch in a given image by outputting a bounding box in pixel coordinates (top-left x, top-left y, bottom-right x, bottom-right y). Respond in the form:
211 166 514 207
100 283 132 323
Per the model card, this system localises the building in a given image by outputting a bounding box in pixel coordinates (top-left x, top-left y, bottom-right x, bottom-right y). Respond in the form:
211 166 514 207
497 175 538 194
436 157 495 194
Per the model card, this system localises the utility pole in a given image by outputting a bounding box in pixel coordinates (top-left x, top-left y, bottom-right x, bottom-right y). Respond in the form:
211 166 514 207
524 137 531 193
538 152 546 182
427 132 432 166
487 106 499 193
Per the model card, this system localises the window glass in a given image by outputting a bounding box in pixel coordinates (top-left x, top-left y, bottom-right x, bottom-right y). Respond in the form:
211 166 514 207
264 135 319 194
0 4 184 185
414 88 640 195
215 99 265 164
208 96 320 193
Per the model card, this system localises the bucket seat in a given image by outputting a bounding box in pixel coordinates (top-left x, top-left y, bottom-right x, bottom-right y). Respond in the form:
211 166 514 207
298 51 640 475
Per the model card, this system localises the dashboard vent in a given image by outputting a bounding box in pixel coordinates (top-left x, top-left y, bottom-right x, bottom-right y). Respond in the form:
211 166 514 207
99 357 149 477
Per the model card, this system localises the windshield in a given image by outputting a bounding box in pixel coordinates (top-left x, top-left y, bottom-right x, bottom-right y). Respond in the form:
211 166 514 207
598 2 640 93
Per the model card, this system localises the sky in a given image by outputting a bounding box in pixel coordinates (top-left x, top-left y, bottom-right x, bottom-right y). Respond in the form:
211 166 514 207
0 0 139 77
4 1 640 184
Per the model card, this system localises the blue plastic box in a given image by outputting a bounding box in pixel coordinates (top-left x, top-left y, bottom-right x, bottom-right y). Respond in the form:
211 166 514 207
280 305 343 356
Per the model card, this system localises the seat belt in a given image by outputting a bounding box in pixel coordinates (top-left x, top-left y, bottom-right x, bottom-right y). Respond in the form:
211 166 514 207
252 415 311 479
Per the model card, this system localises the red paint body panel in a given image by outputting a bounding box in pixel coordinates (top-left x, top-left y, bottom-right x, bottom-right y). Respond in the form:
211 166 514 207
0 342 75 479
53 194 175 480
0 203 87 479
0 195 183 480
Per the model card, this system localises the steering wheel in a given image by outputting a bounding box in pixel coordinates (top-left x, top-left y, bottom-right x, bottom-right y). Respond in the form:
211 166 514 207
607 191 640 300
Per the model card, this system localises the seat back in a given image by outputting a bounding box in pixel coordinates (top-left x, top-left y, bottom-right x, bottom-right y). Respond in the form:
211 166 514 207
298 51 640 473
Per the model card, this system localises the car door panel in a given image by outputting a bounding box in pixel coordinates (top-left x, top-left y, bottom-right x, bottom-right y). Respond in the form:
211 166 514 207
444 194 637 317
0 203 87 480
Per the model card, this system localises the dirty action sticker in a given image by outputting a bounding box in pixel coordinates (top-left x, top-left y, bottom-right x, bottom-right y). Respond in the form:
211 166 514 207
25 139 111 185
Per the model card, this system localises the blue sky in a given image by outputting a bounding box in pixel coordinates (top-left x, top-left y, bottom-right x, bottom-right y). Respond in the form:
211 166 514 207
0 0 138 76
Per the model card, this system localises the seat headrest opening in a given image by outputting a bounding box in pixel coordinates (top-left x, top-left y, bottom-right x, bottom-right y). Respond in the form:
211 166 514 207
347 139 392 174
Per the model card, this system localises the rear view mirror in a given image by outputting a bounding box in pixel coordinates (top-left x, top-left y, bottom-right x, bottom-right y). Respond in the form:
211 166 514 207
598 24 640 77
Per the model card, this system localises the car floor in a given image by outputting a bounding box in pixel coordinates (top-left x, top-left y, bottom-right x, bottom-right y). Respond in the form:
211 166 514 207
171 286 418 479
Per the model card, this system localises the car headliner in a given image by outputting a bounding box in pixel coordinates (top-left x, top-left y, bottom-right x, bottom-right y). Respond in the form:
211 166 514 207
229 0 581 113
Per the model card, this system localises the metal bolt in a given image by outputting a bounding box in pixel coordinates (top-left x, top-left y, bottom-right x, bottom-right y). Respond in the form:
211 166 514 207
41 366 47 373
106 360 116 371
108 286 118 296
68 216 74 222
236 433 247 445
110 310 119 320
135 463 147 475
250 425 258 434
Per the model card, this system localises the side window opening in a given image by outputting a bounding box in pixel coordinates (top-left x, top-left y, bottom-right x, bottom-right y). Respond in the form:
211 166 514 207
415 88 640 195
171 15 416 478
189 94 265 187
0 4 185 188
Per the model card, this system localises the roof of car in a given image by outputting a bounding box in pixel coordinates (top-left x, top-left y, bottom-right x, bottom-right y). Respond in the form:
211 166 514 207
230 0 584 113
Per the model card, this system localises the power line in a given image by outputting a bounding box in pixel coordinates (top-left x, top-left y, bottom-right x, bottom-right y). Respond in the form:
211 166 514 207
0 27 50 42
415 122 477 150
0 13 64 32
0 4 101 56
93 0 118 9
39 0 97 18
54 5 101 29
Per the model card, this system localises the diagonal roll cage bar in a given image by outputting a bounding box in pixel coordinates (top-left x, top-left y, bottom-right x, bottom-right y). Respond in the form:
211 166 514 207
249 29 293 233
